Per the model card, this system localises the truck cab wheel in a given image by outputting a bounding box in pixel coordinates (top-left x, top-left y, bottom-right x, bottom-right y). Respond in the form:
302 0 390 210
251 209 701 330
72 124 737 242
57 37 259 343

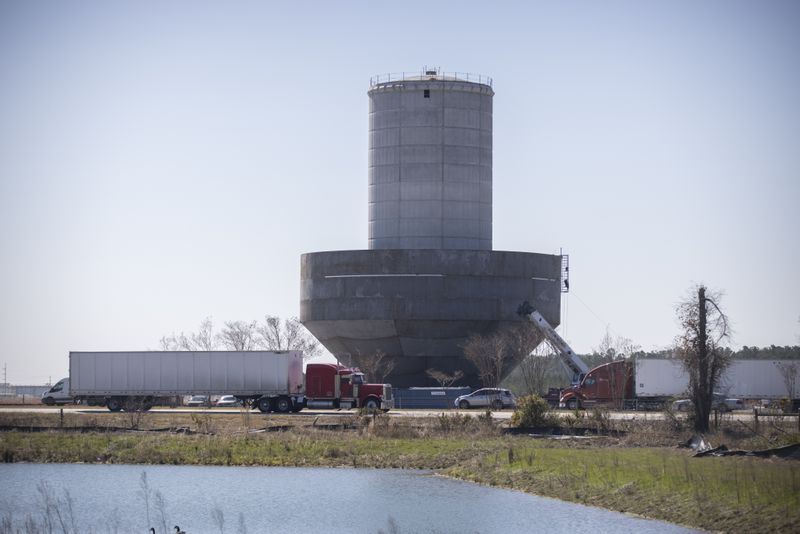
363 398 380 411
43 397 55 406
566 399 579 410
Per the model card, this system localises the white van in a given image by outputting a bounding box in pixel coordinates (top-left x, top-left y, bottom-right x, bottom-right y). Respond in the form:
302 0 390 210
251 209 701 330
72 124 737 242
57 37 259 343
41 378 74 405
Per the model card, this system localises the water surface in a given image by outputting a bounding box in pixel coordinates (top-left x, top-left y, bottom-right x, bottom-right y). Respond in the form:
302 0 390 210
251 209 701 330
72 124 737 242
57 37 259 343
0 464 702 533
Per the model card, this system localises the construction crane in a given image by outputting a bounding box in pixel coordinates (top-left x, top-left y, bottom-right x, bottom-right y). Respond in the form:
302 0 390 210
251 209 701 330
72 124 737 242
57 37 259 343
517 301 589 385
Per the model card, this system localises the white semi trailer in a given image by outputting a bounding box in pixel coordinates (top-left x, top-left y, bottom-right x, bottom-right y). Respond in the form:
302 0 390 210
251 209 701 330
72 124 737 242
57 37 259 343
69 350 304 412
561 358 799 410
636 359 796 401
65 350 393 412
634 359 693 398
719 360 797 400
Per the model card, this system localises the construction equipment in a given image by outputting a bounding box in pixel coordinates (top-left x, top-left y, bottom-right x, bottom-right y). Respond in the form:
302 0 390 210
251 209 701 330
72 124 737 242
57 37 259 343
517 301 589 385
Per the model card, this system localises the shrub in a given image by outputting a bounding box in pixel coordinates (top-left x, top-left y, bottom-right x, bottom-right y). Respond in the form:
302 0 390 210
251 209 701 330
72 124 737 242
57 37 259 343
435 413 476 434
510 395 558 428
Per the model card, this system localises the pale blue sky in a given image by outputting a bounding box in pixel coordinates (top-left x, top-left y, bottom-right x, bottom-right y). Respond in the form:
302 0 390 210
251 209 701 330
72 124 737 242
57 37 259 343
1 1 798 383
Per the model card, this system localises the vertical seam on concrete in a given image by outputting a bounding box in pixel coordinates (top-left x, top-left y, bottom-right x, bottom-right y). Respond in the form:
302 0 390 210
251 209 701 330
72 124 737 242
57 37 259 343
398 84 404 249
440 80 445 250
480 85 485 250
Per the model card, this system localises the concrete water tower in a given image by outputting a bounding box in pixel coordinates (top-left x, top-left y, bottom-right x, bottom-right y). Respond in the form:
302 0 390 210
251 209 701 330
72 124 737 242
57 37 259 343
300 69 563 388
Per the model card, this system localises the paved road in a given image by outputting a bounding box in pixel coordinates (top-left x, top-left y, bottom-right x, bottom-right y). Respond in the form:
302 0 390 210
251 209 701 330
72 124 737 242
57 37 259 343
0 405 762 422
1 405 514 418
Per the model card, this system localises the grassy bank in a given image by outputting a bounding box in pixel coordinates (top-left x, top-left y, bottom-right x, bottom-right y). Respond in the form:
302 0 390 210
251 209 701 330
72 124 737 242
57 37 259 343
445 443 799 533
1 410 799 533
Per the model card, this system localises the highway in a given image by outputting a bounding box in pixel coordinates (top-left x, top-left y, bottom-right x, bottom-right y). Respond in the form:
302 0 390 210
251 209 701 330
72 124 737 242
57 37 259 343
0 405 762 422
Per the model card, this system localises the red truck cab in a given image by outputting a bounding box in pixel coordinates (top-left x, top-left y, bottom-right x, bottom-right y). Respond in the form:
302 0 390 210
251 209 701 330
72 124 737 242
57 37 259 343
305 363 393 410
559 360 633 409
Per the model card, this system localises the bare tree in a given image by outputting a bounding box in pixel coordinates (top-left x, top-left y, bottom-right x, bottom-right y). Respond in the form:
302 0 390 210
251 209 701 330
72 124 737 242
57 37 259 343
463 331 509 388
256 315 322 360
160 315 322 358
426 368 464 387
217 320 258 351
593 326 640 362
350 349 395 384
774 361 798 402
187 317 219 350
515 343 554 396
159 334 178 351
502 323 543 364
499 323 547 394
675 285 732 432
159 317 220 351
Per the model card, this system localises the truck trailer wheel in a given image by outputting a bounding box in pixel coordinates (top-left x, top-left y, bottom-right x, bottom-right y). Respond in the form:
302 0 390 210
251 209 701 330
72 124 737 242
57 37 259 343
257 397 271 413
276 397 292 413
107 398 123 412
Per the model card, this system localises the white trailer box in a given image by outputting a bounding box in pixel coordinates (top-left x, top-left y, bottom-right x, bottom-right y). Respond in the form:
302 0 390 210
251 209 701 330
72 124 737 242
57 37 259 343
718 360 795 400
69 351 304 396
635 358 796 400
635 359 688 398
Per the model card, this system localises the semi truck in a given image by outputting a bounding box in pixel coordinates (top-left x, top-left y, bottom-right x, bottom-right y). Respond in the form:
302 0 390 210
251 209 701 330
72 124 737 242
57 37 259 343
65 351 393 412
558 358 799 410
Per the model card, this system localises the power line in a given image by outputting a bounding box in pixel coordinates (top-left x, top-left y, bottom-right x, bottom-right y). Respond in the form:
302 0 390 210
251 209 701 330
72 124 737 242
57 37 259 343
570 291 627 341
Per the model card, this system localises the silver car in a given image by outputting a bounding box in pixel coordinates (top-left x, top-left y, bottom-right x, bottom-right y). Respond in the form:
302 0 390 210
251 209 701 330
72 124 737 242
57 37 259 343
672 395 743 413
186 395 210 407
454 388 517 410
215 395 242 407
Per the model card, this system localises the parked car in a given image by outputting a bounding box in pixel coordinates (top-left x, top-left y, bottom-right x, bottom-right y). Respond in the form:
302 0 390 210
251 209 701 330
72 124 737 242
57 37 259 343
454 388 517 410
672 395 744 413
215 395 242 407
186 395 210 407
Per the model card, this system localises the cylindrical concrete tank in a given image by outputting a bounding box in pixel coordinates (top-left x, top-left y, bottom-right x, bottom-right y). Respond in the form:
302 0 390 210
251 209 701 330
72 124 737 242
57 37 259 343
368 73 493 250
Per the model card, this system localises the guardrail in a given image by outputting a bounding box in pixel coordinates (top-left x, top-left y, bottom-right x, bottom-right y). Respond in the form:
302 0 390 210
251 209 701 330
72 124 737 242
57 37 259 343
370 71 493 87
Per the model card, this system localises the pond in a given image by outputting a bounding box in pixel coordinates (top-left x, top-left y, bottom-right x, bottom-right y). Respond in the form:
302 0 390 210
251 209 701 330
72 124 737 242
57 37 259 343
0 464 703 533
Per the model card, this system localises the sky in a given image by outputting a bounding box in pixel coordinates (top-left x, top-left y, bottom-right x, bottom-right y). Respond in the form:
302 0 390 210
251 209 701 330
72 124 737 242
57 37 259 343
1 1 798 384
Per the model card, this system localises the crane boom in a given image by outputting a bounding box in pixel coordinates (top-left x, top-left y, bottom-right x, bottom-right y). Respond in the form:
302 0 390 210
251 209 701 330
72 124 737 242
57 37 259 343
517 301 589 385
